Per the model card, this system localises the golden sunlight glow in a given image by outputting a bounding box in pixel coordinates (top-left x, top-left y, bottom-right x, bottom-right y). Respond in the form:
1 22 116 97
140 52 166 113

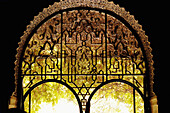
37 98 79 113
91 97 132 113
23 80 144 113
37 97 133 113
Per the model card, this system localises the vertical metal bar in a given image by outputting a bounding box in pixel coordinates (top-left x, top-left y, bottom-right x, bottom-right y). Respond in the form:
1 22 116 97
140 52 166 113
20 77 24 110
144 75 146 113
133 63 135 74
29 92 31 113
133 88 136 113
60 12 63 79
144 74 150 113
133 77 136 113
17 75 24 109
105 13 108 80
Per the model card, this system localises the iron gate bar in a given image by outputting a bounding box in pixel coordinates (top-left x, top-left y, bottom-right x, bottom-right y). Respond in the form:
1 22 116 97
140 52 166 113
133 76 136 113
60 12 63 80
29 92 31 113
105 11 108 80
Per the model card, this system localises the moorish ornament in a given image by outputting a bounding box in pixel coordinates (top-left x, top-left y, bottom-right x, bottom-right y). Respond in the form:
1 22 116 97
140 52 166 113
9 0 158 113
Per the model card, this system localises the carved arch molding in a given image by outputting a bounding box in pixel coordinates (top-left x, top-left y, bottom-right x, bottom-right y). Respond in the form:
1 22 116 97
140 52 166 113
9 0 158 113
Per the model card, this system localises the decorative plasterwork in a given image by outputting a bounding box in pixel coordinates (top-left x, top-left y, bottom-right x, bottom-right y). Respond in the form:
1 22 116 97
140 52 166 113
11 0 155 110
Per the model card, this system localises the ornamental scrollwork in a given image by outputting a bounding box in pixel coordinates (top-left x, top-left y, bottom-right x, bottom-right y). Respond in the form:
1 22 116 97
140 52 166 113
21 11 146 111
22 10 145 76
10 1 156 112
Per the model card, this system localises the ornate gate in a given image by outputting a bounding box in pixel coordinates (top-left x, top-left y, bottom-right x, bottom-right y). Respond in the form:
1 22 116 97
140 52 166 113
9 0 158 113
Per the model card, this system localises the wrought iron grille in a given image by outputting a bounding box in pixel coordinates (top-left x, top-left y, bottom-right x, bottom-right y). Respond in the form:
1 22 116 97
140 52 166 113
21 9 146 113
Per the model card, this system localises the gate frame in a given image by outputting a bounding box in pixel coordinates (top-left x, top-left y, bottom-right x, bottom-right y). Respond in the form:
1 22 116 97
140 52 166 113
9 0 158 113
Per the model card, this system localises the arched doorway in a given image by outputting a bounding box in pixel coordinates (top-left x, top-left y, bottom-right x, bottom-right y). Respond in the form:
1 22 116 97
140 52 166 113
90 81 144 113
23 79 81 113
9 0 158 113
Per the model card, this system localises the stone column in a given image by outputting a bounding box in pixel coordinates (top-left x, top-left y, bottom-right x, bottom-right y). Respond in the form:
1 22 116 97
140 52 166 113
150 95 158 113
8 95 17 109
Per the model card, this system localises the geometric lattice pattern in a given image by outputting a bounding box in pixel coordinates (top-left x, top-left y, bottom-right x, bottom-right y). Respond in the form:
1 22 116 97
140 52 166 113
22 9 145 113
